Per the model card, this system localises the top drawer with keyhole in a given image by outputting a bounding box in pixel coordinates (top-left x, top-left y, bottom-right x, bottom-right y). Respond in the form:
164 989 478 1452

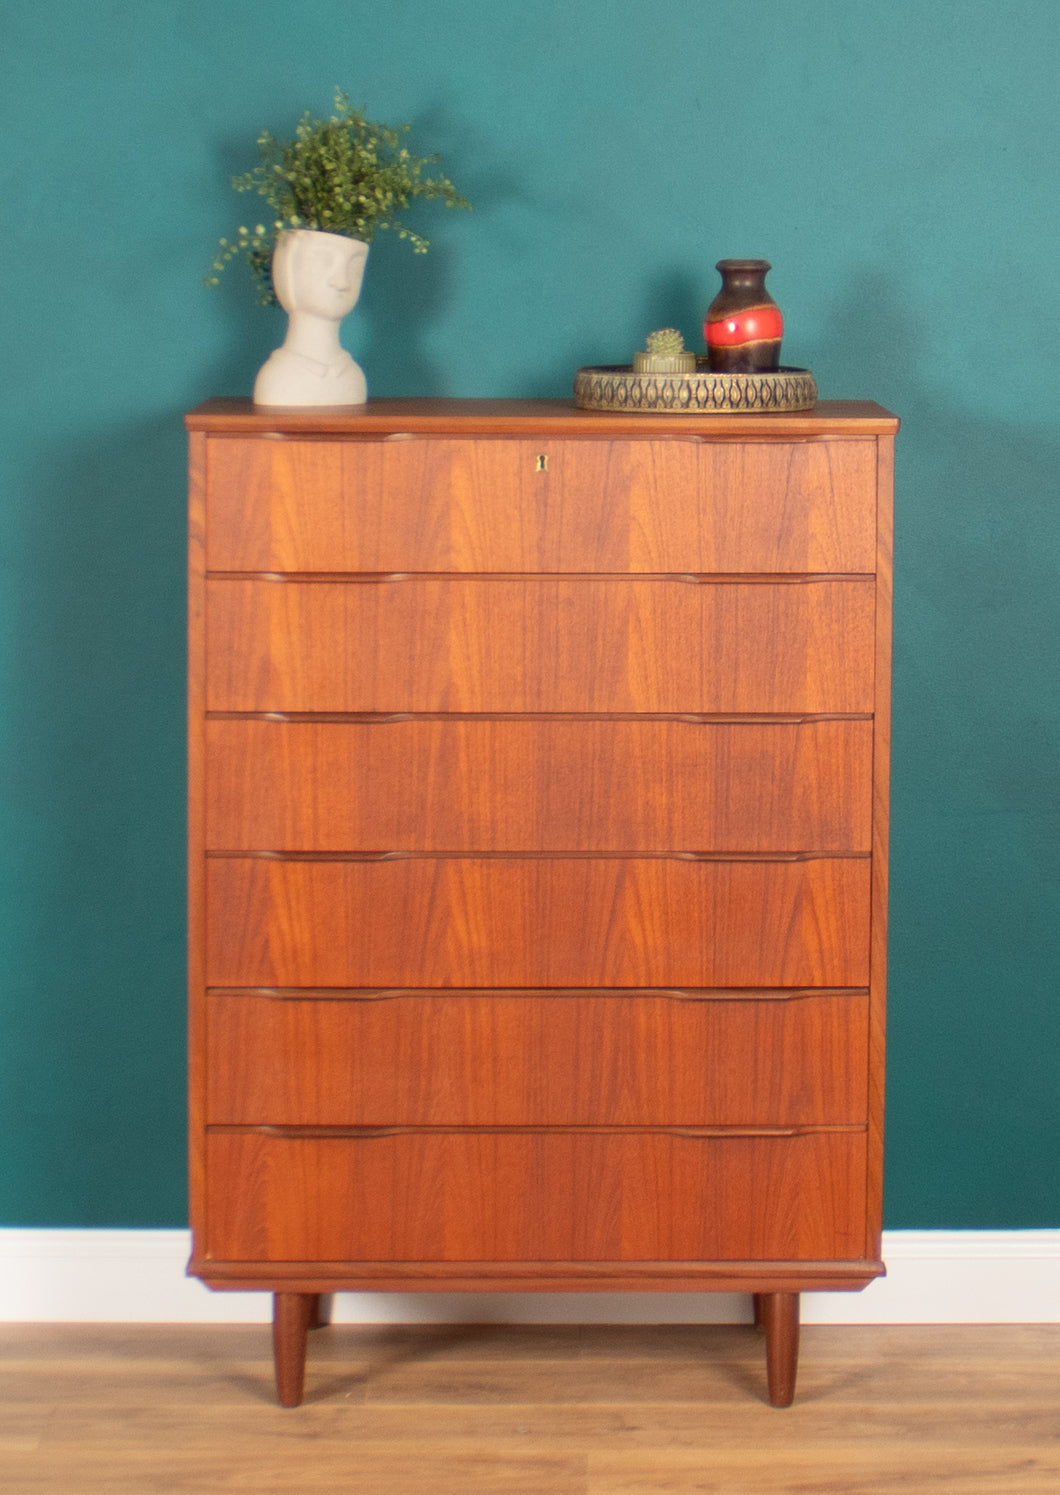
203 435 878 574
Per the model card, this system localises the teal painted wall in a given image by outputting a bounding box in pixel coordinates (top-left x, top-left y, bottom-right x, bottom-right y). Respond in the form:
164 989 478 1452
2 2 1057 1227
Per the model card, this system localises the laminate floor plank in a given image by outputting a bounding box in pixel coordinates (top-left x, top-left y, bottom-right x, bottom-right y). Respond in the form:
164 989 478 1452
1 1324 1057 1495
0 1406 52 1457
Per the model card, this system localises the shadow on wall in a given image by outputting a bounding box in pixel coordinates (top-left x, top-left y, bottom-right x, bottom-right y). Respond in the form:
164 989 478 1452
356 234 454 395
808 273 1060 1226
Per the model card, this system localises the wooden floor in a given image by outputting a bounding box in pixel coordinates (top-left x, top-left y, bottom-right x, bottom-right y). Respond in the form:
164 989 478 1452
1 1322 1058 1493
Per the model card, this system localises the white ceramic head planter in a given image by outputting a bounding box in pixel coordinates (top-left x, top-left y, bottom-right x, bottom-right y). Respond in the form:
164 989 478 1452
253 229 369 406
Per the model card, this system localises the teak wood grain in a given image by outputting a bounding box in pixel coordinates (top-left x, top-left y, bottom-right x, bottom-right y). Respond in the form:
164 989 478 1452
866 435 894 1254
205 990 871 1128
204 718 873 854
203 1129 868 1265
187 399 896 1408
189 394 899 433
205 575 877 715
205 436 878 573
204 855 871 989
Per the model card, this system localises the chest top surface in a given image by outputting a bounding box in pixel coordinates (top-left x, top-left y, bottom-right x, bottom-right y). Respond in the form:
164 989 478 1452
186 395 899 437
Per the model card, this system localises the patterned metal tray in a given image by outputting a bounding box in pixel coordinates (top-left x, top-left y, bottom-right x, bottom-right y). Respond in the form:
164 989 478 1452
574 362 817 413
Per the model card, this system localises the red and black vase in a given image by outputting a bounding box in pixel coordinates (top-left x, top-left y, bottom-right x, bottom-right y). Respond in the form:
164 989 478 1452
704 259 783 373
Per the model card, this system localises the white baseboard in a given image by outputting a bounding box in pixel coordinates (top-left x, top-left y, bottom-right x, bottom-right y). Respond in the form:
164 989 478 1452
0 1230 1056 1324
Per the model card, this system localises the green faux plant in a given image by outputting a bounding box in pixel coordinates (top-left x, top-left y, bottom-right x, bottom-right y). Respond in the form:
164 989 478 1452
207 90 471 305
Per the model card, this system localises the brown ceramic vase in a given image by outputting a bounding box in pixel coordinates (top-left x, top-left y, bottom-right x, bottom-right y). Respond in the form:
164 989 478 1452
704 259 784 373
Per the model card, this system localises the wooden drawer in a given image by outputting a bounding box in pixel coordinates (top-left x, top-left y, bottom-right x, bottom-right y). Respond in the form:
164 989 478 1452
206 990 870 1127
204 1129 868 1263
205 856 871 988
204 718 873 854
204 436 877 573
205 576 876 715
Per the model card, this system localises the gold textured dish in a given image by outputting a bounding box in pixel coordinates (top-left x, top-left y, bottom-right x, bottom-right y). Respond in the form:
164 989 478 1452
574 362 817 413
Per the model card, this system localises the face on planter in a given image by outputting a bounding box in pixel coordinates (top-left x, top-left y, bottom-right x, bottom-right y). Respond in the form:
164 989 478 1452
280 233 367 320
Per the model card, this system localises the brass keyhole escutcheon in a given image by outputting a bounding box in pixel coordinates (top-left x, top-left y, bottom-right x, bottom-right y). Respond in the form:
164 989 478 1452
536 454 549 472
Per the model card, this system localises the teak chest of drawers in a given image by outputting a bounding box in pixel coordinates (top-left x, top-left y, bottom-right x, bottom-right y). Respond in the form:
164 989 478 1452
186 396 897 1406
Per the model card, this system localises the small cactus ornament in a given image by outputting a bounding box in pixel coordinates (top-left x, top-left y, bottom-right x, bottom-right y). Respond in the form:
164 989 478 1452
647 328 686 356
633 328 696 374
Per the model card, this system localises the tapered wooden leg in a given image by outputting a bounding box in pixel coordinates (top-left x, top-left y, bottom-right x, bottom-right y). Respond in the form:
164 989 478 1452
752 1293 765 1331
308 1293 334 1329
272 1292 313 1407
759 1291 800 1407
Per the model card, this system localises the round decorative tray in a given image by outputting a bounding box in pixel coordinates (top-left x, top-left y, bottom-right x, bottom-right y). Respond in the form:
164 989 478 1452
574 361 817 414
